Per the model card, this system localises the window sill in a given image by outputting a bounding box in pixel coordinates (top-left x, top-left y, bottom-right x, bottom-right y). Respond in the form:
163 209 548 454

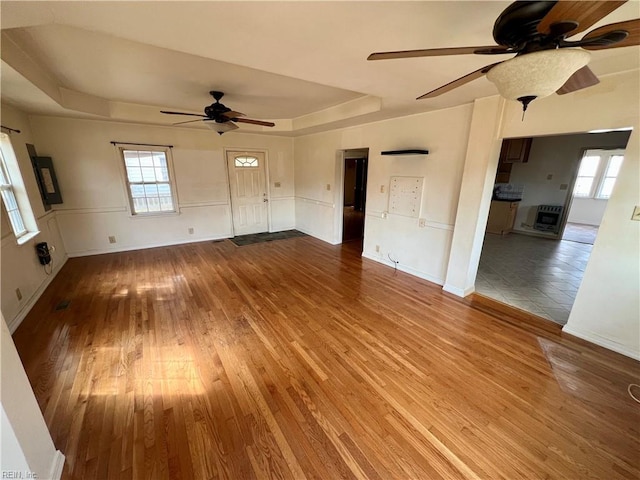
16 230 40 246
129 211 180 219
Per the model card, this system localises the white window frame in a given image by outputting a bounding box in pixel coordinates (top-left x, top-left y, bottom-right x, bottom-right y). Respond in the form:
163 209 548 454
118 146 179 217
0 133 39 244
573 148 625 200
595 152 624 200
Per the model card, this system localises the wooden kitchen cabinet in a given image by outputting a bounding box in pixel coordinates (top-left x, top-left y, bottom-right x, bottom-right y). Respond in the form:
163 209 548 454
500 137 532 164
494 137 532 183
486 200 518 235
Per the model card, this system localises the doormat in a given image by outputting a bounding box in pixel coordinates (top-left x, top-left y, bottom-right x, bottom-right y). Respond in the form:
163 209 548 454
230 230 307 246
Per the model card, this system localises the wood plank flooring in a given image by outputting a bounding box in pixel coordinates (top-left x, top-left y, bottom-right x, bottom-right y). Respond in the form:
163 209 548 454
12 236 640 479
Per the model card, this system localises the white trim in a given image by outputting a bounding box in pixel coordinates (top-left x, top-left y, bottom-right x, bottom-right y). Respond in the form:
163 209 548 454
334 149 346 245
36 209 56 220
66 235 231 258
48 450 65 480
179 200 229 208
366 211 454 232
424 220 455 232
295 196 334 208
562 324 640 361
442 283 475 298
269 196 295 202
54 206 128 215
7 254 69 333
15 230 41 245
116 146 180 216
294 226 335 245
362 252 444 285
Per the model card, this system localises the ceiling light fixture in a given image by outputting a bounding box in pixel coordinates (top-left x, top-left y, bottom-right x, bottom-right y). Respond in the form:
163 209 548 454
486 49 591 115
205 120 239 135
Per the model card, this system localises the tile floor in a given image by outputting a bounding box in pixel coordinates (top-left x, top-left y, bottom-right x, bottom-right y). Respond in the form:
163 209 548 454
475 232 593 325
562 222 598 245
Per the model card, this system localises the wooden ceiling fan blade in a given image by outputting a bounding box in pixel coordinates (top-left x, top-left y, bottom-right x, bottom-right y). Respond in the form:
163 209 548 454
160 111 207 117
417 63 501 100
368 45 513 61
234 118 275 127
581 19 640 49
172 119 205 125
556 66 600 95
537 1 627 36
222 110 246 118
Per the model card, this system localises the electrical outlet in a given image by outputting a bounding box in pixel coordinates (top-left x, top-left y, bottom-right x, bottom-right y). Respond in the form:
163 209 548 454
560 184 568 190
381 211 388 219
15 288 22 301
375 245 380 253
188 227 194 235
418 218 426 228
108 236 117 244
547 174 553 180
632 206 640 221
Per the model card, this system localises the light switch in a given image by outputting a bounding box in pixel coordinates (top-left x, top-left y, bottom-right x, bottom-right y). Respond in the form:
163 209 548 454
632 206 640 221
274 181 281 188
326 184 331 191
380 185 385 193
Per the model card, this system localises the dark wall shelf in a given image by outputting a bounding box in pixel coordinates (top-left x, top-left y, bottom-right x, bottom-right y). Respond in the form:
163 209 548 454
381 149 429 156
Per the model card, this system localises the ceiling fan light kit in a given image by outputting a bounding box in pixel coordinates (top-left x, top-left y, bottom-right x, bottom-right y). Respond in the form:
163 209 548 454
205 120 239 135
486 48 591 109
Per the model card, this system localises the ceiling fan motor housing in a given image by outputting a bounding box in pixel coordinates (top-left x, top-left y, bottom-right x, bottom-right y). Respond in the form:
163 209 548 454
204 103 231 122
493 1 557 48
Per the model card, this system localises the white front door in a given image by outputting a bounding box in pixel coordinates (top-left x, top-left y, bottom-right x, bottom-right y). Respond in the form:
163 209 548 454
226 150 269 236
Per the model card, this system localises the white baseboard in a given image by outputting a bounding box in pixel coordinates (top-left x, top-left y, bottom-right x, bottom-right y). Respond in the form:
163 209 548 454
8 255 69 334
67 235 232 258
361 252 444 286
48 450 65 480
562 324 640 361
442 283 475 298
294 227 334 245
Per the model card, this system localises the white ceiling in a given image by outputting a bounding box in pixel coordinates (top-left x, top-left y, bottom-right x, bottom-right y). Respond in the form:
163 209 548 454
1 1 639 136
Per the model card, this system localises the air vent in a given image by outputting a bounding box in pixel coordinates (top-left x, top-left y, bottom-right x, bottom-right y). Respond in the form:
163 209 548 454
55 300 70 311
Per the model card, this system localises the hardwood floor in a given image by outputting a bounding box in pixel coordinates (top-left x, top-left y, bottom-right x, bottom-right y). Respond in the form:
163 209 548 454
13 236 640 479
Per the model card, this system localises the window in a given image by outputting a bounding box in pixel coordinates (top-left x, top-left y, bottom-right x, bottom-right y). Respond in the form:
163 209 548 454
120 148 177 215
0 134 38 243
234 155 259 168
573 149 625 200
573 155 600 198
596 155 623 199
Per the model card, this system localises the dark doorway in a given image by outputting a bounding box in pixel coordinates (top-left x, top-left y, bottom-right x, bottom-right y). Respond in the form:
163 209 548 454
342 151 368 243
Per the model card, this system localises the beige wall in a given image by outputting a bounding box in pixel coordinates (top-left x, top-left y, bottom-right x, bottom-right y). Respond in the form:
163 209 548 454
1 315 64 478
294 69 639 359
510 131 630 234
500 70 640 359
29 116 295 257
294 104 473 283
0 104 68 331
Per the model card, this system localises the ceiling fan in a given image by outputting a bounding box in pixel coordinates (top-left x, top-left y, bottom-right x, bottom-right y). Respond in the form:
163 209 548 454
161 91 275 134
368 1 639 112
